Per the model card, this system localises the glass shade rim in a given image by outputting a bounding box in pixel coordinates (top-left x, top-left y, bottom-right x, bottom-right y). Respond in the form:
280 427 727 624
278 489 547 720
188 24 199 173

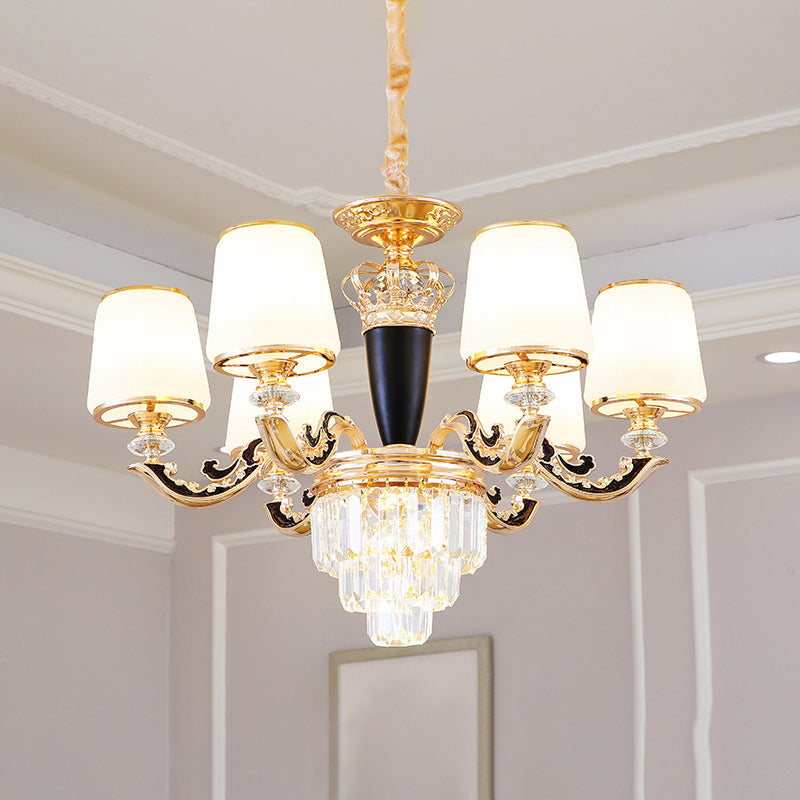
218 219 316 241
597 278 687 295
588 393 704 419
474 220 572 238
91 396 207 428
465 346 589 375
100 285 189 302
211 345 336 378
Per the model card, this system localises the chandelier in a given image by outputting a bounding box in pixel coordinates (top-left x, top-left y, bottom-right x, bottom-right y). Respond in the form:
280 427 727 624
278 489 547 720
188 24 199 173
87 0 706 647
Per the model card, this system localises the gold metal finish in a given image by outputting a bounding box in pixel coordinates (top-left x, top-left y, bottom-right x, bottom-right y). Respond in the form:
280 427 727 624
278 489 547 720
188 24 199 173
93 396 206 428
474 220 572 237
382 0 411 195
218 219 316 240
211 344 336 378
127 438 266 507
505 359 551 385
257 410 368 475
100 285 189 302
310 445 487 498
589 393 704 419
466 346 589 376
428 410 550 475
129 409 172 434
333 196 462 248
335 196 461 333
538 454 670 502
342 259 455 333
597 278 686 294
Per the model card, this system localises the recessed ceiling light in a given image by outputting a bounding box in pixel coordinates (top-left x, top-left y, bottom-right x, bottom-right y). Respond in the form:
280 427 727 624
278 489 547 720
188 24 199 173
759 351 800 364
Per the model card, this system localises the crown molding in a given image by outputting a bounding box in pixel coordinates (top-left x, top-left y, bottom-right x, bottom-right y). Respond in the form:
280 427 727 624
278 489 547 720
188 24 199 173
0 63 352 217
0 444 175 553
1 248 798 398
437 109 800 203
2 63 798 214
0 250 106 335
691 275 800 339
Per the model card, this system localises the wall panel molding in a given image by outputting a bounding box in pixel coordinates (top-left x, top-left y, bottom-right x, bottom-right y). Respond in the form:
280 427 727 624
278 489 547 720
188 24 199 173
687 457 800 800
211 529 285 800
628 495 647 800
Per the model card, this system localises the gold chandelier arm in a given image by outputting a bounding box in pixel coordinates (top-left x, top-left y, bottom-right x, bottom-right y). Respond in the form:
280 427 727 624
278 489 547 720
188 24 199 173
382 0 411 195
264 489 317 537
484 486 540 533
127 438 264 507
428 410 549 474
257 411 368 475
536 439 669 502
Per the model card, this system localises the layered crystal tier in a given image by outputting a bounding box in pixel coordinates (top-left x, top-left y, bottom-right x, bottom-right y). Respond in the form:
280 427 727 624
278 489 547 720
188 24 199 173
310 482 488 646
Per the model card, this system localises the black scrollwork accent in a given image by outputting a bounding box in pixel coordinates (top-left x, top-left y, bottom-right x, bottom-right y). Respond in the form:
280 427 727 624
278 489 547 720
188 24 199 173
201 438 262 481
452 410 505 467
556 452 596 476
301 411 341 466
536 451 669 501
483 485 539 533
128 442 263 507
264 501 312 536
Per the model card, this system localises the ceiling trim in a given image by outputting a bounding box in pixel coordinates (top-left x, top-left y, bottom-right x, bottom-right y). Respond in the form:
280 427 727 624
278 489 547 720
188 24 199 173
0 443 175 553
2 248 799 397
438 109 800 202
0 63 352 216
2 63 799 215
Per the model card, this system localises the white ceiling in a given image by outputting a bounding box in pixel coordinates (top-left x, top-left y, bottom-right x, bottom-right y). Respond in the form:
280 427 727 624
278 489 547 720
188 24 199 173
0 0 797 295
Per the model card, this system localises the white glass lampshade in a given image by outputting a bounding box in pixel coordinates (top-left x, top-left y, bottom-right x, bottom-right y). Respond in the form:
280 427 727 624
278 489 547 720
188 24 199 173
477 370 586 454
223 371 334 453
460 221 594 373
584 280 706 418
87 286 211 427
206 221 341 377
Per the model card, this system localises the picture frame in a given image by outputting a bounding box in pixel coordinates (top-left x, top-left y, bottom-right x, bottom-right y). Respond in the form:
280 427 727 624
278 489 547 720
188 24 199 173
330 635 493 800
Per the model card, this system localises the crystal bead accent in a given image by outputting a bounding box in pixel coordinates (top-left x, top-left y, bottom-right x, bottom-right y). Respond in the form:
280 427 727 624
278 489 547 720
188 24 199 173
128 432 175 461
504 383 554 410
249 382 300 409
310 482 488 646
257 471 301 499
621 426 668 455
506 468 547 496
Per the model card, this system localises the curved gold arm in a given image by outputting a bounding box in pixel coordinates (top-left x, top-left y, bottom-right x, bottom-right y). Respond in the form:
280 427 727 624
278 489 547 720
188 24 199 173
428 410 549 474
264 489 316 537
483 486 540 533
128 438 264 507
257 411 368 475
536 439 669 502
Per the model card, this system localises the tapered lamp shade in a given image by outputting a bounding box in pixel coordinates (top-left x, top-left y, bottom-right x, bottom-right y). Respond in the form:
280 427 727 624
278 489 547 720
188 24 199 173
584 280 706 418
87 286 211 427
477 370 586 454
206 221 340 377
224 371 334 453
461 222 594 373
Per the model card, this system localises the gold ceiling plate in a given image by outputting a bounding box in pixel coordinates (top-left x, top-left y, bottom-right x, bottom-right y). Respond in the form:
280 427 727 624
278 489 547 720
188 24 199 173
333 195 463 248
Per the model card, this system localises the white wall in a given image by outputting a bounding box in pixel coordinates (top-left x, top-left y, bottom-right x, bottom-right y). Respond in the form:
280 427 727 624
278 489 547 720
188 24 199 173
0 524 170 800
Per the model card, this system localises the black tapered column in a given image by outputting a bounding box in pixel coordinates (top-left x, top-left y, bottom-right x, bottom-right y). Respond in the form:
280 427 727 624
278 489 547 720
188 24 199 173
365 325 432 446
